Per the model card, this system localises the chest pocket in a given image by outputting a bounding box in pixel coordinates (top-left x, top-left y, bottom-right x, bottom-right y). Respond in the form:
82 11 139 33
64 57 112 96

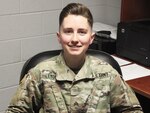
86 75 111 113
41 70 69 113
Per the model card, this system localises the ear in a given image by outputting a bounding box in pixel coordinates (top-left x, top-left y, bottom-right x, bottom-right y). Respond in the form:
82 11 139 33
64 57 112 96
90 32 95 44
57 32 61 44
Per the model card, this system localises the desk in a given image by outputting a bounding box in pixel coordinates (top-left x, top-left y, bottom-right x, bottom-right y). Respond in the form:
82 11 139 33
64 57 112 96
126 75 150 99
112 55 150 112
126 75 150 113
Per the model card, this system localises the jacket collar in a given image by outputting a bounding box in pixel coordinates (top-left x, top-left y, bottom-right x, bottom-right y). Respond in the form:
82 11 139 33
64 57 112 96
55 52 95 82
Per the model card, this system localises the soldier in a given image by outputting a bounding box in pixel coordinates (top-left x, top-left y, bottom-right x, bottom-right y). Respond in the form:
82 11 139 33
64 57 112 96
6 3 143 113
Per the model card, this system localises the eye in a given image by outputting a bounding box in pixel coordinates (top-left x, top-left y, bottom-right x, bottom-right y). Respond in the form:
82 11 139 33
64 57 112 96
78 30 87 35
63 29 73 34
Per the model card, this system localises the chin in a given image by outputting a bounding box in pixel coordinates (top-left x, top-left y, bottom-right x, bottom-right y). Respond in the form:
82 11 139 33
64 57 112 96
68 50 81 56
69 48 86 56
63 46 87 56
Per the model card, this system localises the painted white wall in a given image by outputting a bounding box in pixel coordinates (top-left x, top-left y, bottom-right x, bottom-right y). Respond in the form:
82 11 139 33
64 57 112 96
0 0 121 112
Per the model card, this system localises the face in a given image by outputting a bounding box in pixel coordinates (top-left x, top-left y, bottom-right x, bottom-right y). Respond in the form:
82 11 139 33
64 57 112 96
57 15 95 57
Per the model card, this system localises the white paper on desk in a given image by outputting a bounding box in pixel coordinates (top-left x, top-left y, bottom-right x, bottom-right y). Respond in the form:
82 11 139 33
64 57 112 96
121 64 150 81
111 55 131 66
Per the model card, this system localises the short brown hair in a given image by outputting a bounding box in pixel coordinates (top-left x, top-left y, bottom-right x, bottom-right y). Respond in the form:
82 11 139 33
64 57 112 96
59 3 93 28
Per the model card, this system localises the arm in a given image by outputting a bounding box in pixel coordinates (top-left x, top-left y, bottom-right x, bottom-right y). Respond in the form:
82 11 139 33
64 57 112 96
5 69 42 113
110 73 143 113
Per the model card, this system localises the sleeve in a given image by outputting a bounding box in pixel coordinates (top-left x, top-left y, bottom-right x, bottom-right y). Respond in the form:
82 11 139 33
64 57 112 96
5 68 43 113
110 73 143 113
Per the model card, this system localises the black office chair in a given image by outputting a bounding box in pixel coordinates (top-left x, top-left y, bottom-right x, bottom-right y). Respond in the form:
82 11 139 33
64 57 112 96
20 49 122 81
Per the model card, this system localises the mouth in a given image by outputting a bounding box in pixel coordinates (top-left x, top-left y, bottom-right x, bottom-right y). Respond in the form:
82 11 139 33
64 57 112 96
68 45 82 48
68 45 82 51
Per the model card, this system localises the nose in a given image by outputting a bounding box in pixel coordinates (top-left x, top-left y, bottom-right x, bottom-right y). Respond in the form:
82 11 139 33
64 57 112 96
71 33 79 45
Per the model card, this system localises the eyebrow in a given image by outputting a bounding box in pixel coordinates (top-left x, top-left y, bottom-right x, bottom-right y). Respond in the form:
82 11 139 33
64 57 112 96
78 28 88 31
63 27 88 30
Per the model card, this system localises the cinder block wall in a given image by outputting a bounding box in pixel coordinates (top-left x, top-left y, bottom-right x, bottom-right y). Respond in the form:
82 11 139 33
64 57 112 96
0 0 121 112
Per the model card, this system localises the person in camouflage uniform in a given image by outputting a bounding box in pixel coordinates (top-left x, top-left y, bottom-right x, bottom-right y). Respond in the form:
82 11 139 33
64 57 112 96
6 3 143 113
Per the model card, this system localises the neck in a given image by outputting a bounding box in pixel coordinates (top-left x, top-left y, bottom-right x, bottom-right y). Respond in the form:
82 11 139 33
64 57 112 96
63 53 85 70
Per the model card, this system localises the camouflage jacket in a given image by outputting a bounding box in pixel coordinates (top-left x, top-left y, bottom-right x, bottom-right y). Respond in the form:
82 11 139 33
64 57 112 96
6 53 143 113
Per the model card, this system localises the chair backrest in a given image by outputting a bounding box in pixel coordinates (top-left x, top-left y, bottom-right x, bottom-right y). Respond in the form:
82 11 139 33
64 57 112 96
20 49 122 81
